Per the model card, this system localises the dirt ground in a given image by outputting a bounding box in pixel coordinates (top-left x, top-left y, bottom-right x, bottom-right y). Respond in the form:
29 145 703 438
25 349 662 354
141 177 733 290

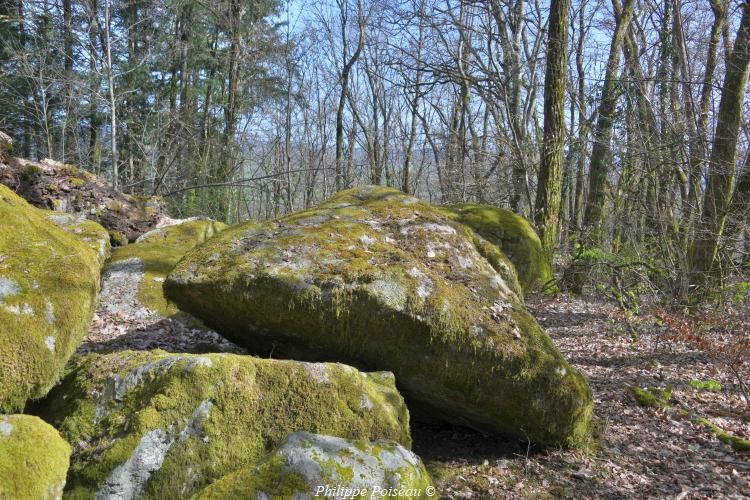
414 294 750 499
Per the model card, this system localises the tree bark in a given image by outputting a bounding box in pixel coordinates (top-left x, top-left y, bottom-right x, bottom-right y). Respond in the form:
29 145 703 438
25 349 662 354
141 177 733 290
534 0 571 266
334 0 366 192
689 1 750 287
580 0 636 246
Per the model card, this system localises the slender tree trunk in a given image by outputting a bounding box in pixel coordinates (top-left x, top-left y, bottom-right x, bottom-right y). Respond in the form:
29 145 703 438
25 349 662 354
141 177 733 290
335 0 365 191
570 0 587 244
689 1 750 287
88 0 100 173
685 0 728 230
534 0 570 268
61 0 73 161
104 0 117 190
581 0 636 245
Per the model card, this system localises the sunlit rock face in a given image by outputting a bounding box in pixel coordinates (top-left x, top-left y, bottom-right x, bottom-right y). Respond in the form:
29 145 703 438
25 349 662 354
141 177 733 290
166 186 594 447
34 350 411 499
0 184 101 413
195 431 433 499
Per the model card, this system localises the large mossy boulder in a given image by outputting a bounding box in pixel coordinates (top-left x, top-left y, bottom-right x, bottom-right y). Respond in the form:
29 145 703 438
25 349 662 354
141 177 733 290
440 204 553 293
165 186 593 446
0 184 101 413
34 350 411 498
197 431 433 499
0 414 71 499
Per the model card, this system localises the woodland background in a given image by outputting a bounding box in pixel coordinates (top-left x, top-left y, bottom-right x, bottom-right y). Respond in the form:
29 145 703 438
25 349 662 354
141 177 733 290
2 0 750 297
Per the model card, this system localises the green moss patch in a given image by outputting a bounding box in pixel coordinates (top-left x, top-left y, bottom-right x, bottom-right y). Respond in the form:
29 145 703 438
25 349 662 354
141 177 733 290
110 219 226 318
197 431 433 499
34 350 411 498
0 184 101 412
698 418 750 451
628 385 672 409
0 414 71 499
43 212 111 266
108 230 128 247
440 204 553 293
689 379 722 392
166 186 593 447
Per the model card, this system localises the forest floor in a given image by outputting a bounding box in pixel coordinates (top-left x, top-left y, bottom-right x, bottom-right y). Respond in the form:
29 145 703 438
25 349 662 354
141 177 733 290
79 270 750 498
416 294 750 499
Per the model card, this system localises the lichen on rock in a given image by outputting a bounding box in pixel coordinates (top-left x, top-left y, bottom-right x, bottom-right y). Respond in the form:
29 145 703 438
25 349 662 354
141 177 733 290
196 431 433 499
43 211 111 265
439 203 553 293
0 414 71 499
34 350 411 498
0 184 101 412
166 186 593 447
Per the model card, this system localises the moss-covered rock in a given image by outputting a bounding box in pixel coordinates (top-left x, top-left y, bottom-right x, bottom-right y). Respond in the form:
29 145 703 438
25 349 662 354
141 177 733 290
0 184 101 412
0 414 71 499
43 211 111 265
34 350 411 498
166 186 593 447
110 219 226 317
699 417 750 451
196 431 433 499
440 204 553 293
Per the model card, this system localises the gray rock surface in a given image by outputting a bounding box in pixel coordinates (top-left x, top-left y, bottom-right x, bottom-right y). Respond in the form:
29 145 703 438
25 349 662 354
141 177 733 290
195 431 434 499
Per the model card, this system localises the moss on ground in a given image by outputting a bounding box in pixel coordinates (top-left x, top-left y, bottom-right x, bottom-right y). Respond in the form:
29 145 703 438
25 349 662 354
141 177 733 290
34 350 411 498
0 184 101 413
166 186 593 447
108 230 128 247
440 204 553 293
0 414 71 499
628 385 672 409
196 431 433 499
689 379 722 392
110 219 226 318
699 418 750 451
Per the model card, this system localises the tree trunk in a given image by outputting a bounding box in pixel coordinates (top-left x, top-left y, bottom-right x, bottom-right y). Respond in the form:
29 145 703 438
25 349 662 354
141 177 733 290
88 0 100 173
684 0 728 231
104 0 117 190
334 0 366 192
581 0 636 245
689 1 750 287
534 0 571 267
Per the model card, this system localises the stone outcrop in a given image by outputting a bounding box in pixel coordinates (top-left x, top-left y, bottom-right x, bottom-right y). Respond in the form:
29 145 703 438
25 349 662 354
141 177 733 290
165 186 593 446
34 350 412 498
0 151 166 244
80 218 239 355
